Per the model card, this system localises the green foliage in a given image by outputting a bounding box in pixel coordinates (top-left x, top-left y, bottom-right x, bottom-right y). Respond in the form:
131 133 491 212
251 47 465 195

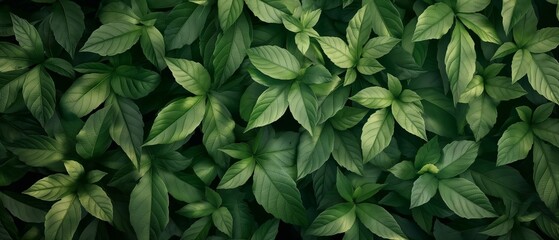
1 0 559 239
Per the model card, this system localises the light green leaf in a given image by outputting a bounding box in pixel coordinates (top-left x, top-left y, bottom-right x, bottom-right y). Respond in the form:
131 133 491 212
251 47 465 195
108 95 144 168
497 122 533 166
307 203 356 236
362 36 400 59
218 157 255 189
501 0 531 34
76 108 112 159
165 3 210 50
296 124 334 179
332 130 364 175
511 49 531 83
180 216 211 240
485 76 526 101
330 107 368 131
22 66 55 125
140 26 166 71
64 160 84 179
246 84 289 131
213 14 251 84
491 42 518 60
86 170 108 184
80 23 142 56
0 42 32 72
177 202 216 218
166 58 211 95
218 0 243 30
8 135 66 167
300 64 331 85
466 94 497 141
145 96 206 146
480 215 515 236
11 14 43 61
532 140 559 211
288 82 318 135
533 119 559 149
129 167 169 240
455 0 490 13
387 74 402 97
316 37 355 68
44 195 81 240
212 207 233 237
366 0 404 37
436 140 479 178
361 108 394 162
202 95 236 167
98 2 140 24
528 53 559 105
356 203 406 240
78 184 113 222
392 100 427 140
346 4 373 57
446 21 476 104
60 73 111 118
111 66 160 99
247 45 300 80
457 13 501 44
160 171 204 203
350 87 393 109
410 173 438 208
250 219 279 240
438 178 497 219
219 143 253 159
525 27 559 53
413 3 454 41
244 0 289 24
295 32 310 54
357 57 384 75
253 160 307 226
388 161 416 180
50 0 85 56
23 174 75 201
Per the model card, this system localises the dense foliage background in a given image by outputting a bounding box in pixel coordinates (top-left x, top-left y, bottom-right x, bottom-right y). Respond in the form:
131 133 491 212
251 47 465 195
1 0 559 239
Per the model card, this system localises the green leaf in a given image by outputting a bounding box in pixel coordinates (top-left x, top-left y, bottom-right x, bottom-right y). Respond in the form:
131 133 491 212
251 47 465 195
497 122 533 166
410 173 438 208
350 87 393 109
361 108 395 162
129 167 169 240
436 140 479 178
165 3 210 50
300 65 332 85
218 157 255 189
438 178 497 219
356 203 407 240
388 161 416 180
457 13 501 44
108 95 144 168
8 135 66 167
250 219 279 240
415 137 441 169
140 26 166 71
212 207 233 237
533 119 559 148
445 21 476 104
346 4 373 57
219 143 253 159
357 57 384 75
336 169 353 202
252 160 307 226
111 66 160 99
50 0 85 56
64 160 84 179
413 3 454 41
23 174 74 201
316 37 355 68
160 171 204 203
180 216 211 240
392 100 427 140
98 2 140 24
525 27 559 53
76 108 112 159
43 58 74 78
330 107 368 131
511 49 531 83
466 94 497 141
528 53 559 105
485 76 526 101
532 102 555 124
362 36 400 59
44 195 81 240
533 140 559 210
296 124 334 179
166 58 211 95
288 82 318 135
11 14 43 61
491 42 518 60
202 95 235 167
78 184 113 222
387 74 402 97
60 73 111 118
307 203 356 236
244 0 290 24
218 0 243 30
80 23 142 56
366 0 404 37
177 202 216 218
246 84 289 131
247 45 300 80
22 66 55 125
145 96 206 146
501 0 531 34
213 14 251 84
332 130 364 175
0 43 32 72
455 0 490 13
0 192 47 223
480 215 514 236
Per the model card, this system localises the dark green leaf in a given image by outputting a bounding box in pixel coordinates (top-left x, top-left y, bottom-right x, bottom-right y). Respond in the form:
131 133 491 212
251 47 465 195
50 0 85 56
438 178 497 219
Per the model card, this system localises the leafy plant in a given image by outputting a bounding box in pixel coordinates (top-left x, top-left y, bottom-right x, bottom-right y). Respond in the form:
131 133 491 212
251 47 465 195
1 0 559 239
